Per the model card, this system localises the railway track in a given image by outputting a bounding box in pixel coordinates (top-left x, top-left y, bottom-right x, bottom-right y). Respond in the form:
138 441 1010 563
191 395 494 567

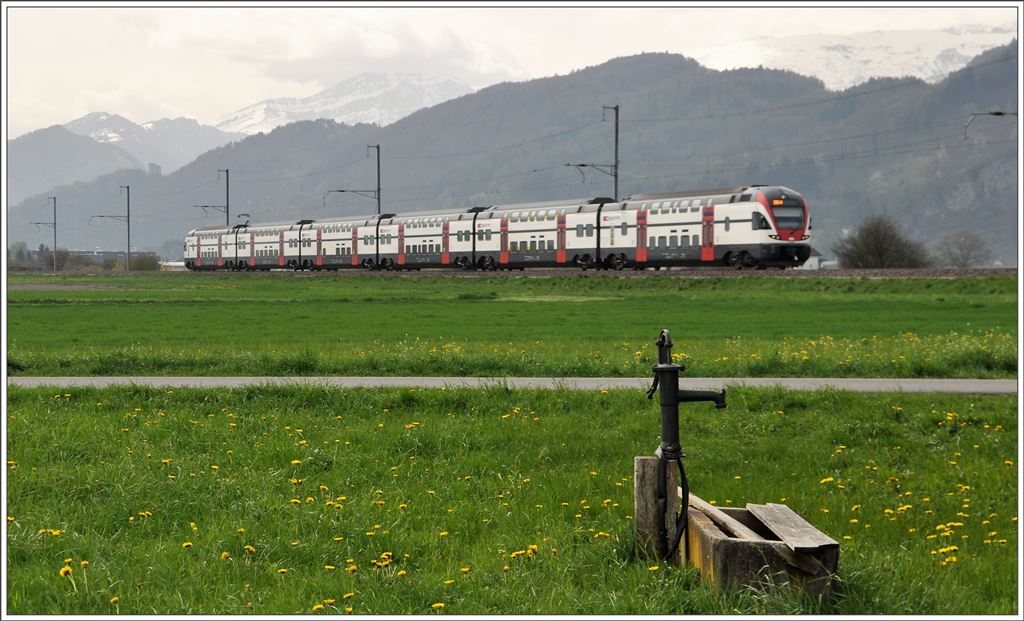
159 267 1018 278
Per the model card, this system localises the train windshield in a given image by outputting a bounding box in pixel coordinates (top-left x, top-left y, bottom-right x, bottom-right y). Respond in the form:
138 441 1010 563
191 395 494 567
771 204 804 229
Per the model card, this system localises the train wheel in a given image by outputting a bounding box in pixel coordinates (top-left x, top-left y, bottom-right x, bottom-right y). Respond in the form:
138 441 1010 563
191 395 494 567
608 253 626 270
480 256 496 271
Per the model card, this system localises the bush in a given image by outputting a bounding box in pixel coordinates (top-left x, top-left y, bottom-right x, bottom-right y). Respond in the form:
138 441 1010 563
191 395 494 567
833 215 931 268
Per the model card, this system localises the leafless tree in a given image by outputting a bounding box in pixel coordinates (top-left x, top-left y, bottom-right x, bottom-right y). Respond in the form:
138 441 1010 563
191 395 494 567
938 231 993 268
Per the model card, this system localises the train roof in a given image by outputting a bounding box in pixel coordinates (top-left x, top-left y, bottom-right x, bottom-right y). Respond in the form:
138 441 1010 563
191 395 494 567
486 197 611 211
624 186 770 201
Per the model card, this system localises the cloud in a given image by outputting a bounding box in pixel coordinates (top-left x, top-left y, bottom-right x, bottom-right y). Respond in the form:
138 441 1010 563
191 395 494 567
5 4 1018 136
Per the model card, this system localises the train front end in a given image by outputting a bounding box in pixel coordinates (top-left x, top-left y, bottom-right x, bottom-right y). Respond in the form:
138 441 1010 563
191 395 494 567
755 186 812 267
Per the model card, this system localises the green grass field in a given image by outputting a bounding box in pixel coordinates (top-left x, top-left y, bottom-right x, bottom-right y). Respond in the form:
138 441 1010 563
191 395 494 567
5 385 1018 615
6 272 1017 378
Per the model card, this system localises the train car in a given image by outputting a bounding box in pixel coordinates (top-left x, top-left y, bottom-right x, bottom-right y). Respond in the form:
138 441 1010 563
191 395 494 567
184 185 811 271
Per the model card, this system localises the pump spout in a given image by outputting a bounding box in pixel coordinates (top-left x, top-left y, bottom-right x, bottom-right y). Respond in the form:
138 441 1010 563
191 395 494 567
676 389 727 409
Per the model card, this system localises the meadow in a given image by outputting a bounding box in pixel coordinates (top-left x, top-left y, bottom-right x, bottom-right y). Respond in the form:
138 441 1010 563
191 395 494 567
6 272 1018 378
5 385 1018 615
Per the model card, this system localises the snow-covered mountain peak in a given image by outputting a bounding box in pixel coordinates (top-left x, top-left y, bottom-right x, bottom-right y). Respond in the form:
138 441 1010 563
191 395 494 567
215 72 475 135
693 25 1017 90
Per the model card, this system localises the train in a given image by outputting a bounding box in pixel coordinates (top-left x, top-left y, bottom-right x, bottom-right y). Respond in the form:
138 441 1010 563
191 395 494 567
184 185 812 272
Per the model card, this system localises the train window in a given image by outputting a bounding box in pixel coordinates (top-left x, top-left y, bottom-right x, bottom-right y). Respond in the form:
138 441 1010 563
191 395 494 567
620 223 628 236
692 234 699 246
486 231 493 241
547 210 556 220
690 200 699 212
657 236 667 247
547 240 554 250
649 236 655 247
576 224 584 237
681 236 689 248
740 194 751 202
669 235 678 248
336 248 340 256
585 224 594 237
528 241 536 251
724 217 731 232
510 242 517 252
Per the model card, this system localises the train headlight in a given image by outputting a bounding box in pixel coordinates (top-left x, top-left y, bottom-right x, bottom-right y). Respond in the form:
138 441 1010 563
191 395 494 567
769 235 781 240
801 235 810 240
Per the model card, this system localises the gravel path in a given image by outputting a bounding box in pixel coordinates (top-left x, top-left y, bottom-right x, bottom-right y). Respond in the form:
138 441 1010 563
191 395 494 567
6 376 1018 394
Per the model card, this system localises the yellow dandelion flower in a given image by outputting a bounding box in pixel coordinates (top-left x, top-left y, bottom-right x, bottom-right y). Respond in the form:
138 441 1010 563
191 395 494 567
324 598 336 605
110 596 119 605
59 566 73 577
324 565 336 572
244 544 256 554
432 602 445 609
397 569 407 577
64 557 73 564
439 531 449 537
460 567 471 574
80 560 90 568
444 579 455 586
277 568 288 574
290 459 301 465
182 541 193 549
345 564 357 573
648 565 659 571
312 604 324 613
343 592 355 600
345 606 353 613
220 551 231 560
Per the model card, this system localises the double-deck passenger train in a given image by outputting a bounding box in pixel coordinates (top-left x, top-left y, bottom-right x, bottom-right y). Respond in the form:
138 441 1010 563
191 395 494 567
184 185 811 271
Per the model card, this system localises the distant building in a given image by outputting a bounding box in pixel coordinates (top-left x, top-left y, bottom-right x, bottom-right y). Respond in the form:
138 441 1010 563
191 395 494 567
794 247 825 270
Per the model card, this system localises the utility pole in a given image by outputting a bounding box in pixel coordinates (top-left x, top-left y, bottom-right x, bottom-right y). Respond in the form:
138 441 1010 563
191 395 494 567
195 168 231 223
368 145 381 215
30 196 57 272
218 168 230 225
604 104 619 201
122 185 131 271
565 105 620 201
91 185 131 272
323 146 382 215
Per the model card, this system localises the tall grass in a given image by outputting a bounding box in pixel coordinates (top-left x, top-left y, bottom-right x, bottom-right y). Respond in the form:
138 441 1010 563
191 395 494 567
5 386 1017 614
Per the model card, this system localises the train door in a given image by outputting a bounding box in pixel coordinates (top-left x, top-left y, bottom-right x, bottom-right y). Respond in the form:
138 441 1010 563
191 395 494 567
556 214 567 264
636 209 648 264
398 223 406 266
701 205 715 262
442 221 450 265
351 227 359 266
499 218 509 265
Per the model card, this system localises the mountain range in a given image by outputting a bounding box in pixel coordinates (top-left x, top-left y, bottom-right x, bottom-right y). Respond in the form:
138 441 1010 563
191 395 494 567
7 114 244 205
6 41 1019 266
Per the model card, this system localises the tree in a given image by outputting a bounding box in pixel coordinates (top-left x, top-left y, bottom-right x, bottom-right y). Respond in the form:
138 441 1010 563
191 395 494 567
832 215 931 268
938 231 993 268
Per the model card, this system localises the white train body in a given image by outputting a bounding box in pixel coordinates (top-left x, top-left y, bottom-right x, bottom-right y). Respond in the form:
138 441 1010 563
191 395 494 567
184 185 811 271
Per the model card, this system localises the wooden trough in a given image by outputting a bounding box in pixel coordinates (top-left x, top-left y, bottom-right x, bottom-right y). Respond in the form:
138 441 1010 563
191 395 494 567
634 456 839 600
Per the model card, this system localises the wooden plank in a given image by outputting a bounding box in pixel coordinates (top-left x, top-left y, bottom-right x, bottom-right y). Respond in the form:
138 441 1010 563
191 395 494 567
680 489 762 541
635 457 683 564
746 503 839 552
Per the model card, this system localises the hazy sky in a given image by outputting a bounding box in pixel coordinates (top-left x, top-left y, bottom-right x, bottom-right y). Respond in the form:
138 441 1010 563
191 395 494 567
4 2 1020 137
